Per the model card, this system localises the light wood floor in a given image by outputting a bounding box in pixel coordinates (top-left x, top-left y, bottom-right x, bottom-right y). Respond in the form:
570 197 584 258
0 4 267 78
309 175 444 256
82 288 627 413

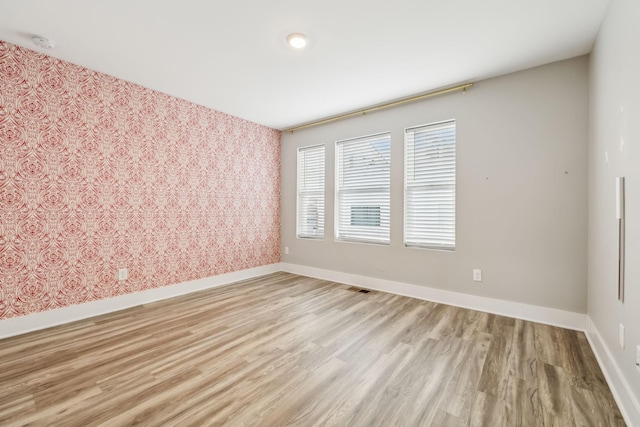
0 272 624 426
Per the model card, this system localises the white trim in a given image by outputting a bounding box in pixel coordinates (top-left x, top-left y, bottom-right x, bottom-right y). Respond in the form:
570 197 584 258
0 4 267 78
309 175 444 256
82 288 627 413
585 316 640 427
1 261 586 337
279 263 586 331
5 261 637 423
0 263 281 340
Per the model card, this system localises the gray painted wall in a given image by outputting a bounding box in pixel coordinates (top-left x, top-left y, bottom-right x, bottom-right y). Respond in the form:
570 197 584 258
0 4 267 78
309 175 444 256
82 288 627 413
281 56 589 313
589 0 640 402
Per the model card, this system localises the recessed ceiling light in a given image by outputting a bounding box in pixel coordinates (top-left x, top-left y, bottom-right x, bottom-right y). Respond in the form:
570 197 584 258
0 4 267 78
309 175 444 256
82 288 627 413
286 33 308 49
32 36 56 49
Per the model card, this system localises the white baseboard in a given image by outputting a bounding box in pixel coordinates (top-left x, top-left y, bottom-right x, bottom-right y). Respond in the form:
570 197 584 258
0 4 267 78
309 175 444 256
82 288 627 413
0 261 586 337
585 316 640 427
0 263 281 340
280 262 586 331
4 261 636 424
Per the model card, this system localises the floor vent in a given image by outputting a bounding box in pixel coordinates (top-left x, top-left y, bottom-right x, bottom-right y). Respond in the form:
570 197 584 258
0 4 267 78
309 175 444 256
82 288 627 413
346 286 374 293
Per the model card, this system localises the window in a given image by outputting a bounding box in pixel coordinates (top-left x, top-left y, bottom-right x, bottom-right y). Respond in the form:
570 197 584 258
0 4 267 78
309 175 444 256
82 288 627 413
404 120 456 250
297 145 325 238
336 133 391 244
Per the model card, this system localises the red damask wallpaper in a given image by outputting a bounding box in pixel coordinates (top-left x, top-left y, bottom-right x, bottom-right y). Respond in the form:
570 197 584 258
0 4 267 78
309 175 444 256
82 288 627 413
0 41 281 320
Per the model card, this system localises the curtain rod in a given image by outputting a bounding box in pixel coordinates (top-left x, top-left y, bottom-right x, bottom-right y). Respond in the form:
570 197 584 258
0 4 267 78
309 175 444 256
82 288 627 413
284 83 473 133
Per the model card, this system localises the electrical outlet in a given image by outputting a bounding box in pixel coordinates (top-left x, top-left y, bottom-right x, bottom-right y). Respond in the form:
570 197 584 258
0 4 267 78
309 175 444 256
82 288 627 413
118 268 128 281
284 247 289 255
473 269 482 282
619 323 625 349
636 345 640 373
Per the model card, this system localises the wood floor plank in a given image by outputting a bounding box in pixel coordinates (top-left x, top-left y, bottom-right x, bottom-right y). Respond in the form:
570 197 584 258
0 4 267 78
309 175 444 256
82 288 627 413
508 319 538 382
429 410 464 427
439 331 491 419
537 362 577 426
534 323 565 367
0 393 35 423
255 357 349 426
476 318 515 398
469 391 505 427
502 375 540 426
327 341 410 426
0 272 625 426
308 352 392 426
389 338 464 426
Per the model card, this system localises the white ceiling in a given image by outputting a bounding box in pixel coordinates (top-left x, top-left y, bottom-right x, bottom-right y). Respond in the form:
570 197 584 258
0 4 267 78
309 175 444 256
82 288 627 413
0 0 610 130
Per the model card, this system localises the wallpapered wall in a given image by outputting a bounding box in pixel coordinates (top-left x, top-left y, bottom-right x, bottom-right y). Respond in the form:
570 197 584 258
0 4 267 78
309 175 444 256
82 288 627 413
0 41 281 320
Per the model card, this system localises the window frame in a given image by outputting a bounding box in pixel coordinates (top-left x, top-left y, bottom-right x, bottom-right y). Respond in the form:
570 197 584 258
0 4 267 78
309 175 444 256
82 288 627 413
335 132 391 245
403 119 456 251
296 144 326 239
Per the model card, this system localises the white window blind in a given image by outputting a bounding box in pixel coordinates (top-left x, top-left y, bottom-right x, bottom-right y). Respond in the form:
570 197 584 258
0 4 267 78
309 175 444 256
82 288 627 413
404 120 456 250
297 145 325 238
336 133 391 244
